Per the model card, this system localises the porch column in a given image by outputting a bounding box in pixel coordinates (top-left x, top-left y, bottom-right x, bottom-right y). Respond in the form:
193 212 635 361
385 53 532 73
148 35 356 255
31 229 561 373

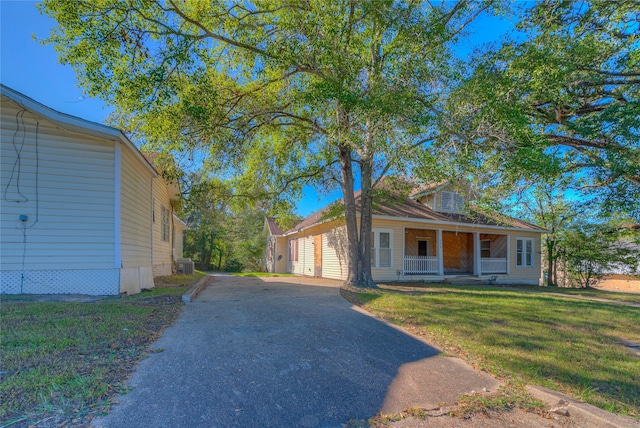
473 232 481 276
506 234 511 275
436 229 444 276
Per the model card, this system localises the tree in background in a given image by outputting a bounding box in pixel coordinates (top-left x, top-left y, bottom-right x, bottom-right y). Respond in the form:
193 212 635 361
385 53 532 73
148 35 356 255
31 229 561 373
444 0 639 222
41 0 499 287
509 178 580 286
556 223 638 288
182 178 266 272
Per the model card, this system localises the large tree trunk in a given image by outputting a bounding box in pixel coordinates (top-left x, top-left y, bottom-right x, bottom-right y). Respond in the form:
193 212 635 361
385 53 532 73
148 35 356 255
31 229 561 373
339 145 361 287
358 158 376 288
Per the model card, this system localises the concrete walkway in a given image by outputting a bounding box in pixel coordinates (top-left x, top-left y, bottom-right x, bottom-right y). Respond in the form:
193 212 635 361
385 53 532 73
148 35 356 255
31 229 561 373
92 275 499 428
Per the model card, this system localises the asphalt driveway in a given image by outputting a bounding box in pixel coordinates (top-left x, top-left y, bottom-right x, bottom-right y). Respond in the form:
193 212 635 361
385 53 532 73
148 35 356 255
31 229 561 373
92 275 499 428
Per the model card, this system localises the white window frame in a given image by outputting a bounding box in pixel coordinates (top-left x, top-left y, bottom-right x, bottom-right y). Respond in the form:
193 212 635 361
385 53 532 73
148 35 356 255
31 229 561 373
161 205 170 242
288 238 299 262
371 229 393 269
480 239 491 258
516 237 534 268
439 191 464 213
417 238 433 257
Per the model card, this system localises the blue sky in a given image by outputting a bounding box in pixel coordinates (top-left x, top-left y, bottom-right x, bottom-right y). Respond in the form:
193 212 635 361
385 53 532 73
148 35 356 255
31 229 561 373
1 1 515 217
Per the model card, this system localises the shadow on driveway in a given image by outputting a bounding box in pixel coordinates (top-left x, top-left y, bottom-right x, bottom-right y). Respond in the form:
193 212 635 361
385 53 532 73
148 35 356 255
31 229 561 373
93 276 498 428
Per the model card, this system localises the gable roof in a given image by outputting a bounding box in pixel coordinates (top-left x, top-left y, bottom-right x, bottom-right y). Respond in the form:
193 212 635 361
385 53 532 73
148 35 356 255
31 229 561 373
1 84 157 176
266 217 286 236
283 187 546 235
409 180 449 198
367 193 545 231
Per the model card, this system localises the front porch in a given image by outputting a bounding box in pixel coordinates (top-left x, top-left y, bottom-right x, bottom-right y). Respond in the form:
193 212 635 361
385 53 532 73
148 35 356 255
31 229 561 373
403 228 509 276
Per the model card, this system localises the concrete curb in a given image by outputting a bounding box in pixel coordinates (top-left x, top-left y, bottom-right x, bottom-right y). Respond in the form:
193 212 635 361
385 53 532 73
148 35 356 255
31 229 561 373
526 385 640 428
182 275 210 303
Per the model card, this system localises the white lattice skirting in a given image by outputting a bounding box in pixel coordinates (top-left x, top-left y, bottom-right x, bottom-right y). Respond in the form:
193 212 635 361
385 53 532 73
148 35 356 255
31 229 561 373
0 269 120 295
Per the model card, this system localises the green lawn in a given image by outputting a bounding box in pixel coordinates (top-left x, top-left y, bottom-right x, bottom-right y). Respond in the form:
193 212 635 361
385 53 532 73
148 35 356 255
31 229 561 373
0 285 191 427
381 282 640 304
153 270 206 286
344 287 640 418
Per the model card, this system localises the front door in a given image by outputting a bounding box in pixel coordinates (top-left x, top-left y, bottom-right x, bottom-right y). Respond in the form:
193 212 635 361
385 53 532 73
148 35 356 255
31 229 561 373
314 235 322 277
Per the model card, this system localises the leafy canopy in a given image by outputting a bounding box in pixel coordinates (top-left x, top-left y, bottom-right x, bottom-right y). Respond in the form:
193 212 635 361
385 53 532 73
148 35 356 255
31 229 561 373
444 0 640 219
41 0 498 286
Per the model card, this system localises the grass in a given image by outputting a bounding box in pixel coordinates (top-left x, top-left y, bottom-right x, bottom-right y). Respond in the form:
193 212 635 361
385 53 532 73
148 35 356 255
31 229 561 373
0 273 205 427
343 286 640 418
381 282 640 304
153 270 206 286
228 272 295 277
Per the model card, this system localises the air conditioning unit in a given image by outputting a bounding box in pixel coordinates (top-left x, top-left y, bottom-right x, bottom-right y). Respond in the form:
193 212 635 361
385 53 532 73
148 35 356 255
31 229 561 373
177 258 194 275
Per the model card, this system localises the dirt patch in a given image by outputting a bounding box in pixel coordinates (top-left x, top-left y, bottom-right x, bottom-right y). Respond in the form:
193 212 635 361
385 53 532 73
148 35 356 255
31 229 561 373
594 275 640 293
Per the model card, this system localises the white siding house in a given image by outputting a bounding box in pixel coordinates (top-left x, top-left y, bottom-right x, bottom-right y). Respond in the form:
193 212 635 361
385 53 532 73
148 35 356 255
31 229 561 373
1 85 184 295
265 183 547 285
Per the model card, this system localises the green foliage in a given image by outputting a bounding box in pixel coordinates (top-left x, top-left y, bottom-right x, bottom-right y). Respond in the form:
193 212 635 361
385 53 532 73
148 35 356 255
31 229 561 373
40 0 500 286
558 223 639 288
181 178 266 271
445 0 640 219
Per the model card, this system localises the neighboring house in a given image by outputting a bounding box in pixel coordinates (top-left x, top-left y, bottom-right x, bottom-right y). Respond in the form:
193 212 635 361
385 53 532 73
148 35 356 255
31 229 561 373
1 85 185 295
265 182 546 285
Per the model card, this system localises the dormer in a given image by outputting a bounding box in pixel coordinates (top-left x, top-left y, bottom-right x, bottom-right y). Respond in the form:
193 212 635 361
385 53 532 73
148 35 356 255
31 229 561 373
411 181 467 214
437 190 465 213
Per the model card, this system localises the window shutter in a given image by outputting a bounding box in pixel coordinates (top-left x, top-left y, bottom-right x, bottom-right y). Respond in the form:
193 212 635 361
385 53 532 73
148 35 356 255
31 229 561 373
441 191 453 211
455 194 464 212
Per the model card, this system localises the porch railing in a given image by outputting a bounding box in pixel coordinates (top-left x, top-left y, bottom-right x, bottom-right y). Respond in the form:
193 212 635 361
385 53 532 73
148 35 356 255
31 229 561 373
404 256 438 275
481 257 507 274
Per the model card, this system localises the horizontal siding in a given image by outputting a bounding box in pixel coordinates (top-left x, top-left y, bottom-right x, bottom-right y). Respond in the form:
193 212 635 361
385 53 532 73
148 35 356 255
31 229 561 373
173 221 185 261
302 235 314 276
120 147 153 269
274 237 288 273
507 232 542 282
152 175 173 275
370 219 404 281
285 216 542 284
153 177 172 276
1 102 115 271
322 225 348 281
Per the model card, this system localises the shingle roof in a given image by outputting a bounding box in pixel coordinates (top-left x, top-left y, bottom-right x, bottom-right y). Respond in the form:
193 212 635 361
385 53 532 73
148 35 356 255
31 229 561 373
409 180 448 198
266 217 286 235
283 188 545 234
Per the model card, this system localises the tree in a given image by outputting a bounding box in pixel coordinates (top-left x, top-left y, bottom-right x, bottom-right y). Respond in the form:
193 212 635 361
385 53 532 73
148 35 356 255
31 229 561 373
507 178 580 286
182 177 266 271
444 0 640 221
557 223 638 288
41 0 497 287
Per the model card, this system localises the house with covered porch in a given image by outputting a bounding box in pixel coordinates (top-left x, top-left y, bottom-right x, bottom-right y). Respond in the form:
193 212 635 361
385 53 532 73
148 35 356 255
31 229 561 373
265 182 545 285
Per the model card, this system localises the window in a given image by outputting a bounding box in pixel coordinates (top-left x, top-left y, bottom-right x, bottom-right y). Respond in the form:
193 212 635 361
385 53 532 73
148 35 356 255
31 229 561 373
481 240 491 258
379 232 391 267
516 238 534 267
418 239 432 257
440 191 464 213
371 229 393 268
161 205 170 242
288 238 298 262
370 232 376 266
